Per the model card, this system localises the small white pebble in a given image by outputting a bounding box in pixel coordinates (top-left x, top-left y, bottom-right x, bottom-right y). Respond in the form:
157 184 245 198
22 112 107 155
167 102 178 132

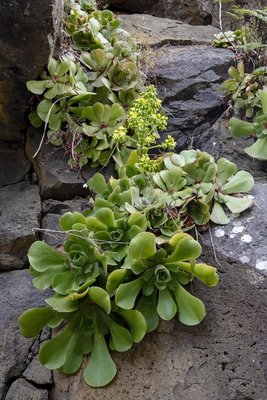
230 234 236 239
83 183 88 188
241 234 252 243
232 226 245 234
215 228 225 238
239 256 250 264
255 260 267 272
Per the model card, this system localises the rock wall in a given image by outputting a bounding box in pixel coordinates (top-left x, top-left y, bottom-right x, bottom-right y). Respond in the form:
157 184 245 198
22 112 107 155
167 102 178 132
0 0 63 143
107 1 265 26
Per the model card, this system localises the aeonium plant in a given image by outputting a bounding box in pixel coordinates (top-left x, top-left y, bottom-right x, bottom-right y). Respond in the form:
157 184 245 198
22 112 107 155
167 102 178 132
18 210 219 388
229 86 267 160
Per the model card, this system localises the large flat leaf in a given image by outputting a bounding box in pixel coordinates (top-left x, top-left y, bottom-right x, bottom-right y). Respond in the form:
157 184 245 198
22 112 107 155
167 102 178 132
18 307 55 338
167 237 202 263
108 320 133 352
117 309 147 342
87 173 108 195
224 194 253 214
245 137 267 160
223 171 254 194
128 232 156 260
46 295 80 313
229 117 255 138
115 278 143 309
136 293 159 332
216 158 237 184
210 201 230 224
88 287 111 314
39 326 74 369
157 289 177 320
83 329 117 387
28 241 67 272
174 283 206 326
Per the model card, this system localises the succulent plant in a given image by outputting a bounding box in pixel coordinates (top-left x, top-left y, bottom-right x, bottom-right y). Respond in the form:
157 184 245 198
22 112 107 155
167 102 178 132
112 232 218 330
229 86 267 159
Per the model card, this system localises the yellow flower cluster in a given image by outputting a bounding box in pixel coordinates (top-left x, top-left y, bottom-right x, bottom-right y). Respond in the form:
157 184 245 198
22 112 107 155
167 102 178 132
162 135 176 150
112 126 127 143
127 85 168 147
138 154 157 174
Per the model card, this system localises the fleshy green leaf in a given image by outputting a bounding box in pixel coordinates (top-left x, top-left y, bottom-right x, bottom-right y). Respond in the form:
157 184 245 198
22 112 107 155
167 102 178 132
157 288 177 320
28 241 67 272
115 277 143 309
222 171 254 194
117 309 147 342
210 201 230 224
18 307 56 338
245 137 267 160
46 295 80 313
174 283 206 326
39 326 74 369
128 232 156 260
88 287 111 314
83 329 117 387
108 320 133 352
87 173 108 195
229 117 255 138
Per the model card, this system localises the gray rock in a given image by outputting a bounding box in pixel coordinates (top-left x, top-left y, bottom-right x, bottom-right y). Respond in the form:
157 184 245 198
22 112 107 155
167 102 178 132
109 0 265 26
23 355 53 386
109 1 212 25
52 259 266 400
0 181 41 259
41 213 62 247
150 46 233 150
0 0 63 142
196 113 267 178
120 14 219 47
0 270 47 398
42 197 90 216
5 378 48 400
0 253 24 271
26 127 113 200
200 180 267 277
0 142 31 186
41 198 90 247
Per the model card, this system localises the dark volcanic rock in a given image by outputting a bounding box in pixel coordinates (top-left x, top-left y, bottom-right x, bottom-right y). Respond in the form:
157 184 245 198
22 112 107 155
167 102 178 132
196 113 267 178
5 378 48 400
120 14 219 47
0 142 31 186
150 46 233 151
0 270 47 398
26 127 113 200
52 258 266 400
0 0 63 142
0 181 41 261
23 355 53 387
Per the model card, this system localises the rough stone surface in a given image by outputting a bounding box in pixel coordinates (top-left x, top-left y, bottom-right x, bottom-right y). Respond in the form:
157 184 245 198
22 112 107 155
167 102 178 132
109 1 265 26
41 198 90 247
201 180 267 277
0 181 41 260
0 0 63 142
0 142 31 186
5 378 48 400
52 259 266 400
26 128 112 200
197 113 267 178
0 254 24 271
109 0 212 25
120 14 219 47
150 46 233 151
0 270 47 398
23 356 53 387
